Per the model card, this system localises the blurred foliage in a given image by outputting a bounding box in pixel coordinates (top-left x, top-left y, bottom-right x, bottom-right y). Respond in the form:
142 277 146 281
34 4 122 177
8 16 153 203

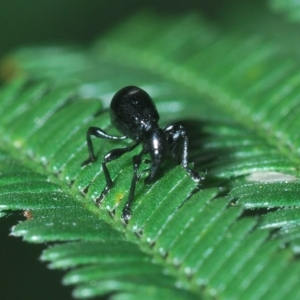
0 0 204 58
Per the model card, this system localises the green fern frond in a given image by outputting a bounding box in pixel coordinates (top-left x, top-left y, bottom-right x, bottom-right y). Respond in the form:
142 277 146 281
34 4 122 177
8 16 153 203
1 8 300 300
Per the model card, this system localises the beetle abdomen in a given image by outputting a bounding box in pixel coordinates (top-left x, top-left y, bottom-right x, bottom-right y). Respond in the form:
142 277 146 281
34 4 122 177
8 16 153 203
110 86 159 140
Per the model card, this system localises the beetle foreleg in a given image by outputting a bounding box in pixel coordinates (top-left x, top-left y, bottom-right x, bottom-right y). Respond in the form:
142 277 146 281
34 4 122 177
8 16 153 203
164 122 203 182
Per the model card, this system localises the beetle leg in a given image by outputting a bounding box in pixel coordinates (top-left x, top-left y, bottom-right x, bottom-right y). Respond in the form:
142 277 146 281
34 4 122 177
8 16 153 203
164 122 203 182
96 142 140 205
122 150 144 223
82 126 127 166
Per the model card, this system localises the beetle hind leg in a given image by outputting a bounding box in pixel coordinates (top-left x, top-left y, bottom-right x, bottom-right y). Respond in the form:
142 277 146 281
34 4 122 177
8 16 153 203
81 126 127 166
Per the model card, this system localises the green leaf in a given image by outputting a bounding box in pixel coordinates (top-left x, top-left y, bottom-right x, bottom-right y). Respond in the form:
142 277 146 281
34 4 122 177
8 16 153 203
269 0 300 23
1 6 300 300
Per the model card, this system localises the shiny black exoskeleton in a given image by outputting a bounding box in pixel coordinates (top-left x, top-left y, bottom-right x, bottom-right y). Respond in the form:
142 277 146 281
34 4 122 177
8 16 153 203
82 86 202 223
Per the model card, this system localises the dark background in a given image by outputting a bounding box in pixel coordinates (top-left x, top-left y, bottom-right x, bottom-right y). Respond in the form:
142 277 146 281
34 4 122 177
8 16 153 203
0 1 229 299
0 0 211 58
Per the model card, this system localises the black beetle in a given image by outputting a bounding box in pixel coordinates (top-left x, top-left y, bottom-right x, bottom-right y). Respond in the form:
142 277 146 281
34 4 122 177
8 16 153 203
82 86 202 222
